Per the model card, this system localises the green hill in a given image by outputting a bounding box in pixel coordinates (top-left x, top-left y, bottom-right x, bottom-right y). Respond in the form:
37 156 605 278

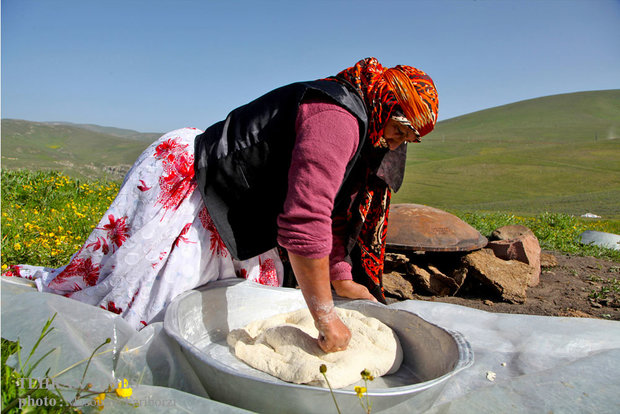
394 90 620 219
2 90 619 219
51 121 161 142
1 119 158 180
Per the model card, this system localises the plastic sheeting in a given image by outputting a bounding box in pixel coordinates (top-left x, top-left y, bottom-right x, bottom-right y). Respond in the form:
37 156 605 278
2 275 619 413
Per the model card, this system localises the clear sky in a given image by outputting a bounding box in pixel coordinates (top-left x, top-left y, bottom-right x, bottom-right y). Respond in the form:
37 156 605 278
2 0 619 133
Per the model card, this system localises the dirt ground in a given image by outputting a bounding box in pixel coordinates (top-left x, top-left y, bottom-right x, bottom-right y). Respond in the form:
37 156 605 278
388 250 620 321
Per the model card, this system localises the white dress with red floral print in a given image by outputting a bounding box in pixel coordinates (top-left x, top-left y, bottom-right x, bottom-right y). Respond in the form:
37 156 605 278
7 128 284 330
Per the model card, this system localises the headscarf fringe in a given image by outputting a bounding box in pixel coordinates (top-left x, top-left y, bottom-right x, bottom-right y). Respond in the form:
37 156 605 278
383 68 434 135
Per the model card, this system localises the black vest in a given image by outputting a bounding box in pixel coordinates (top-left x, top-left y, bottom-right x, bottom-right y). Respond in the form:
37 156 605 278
194 79 369 260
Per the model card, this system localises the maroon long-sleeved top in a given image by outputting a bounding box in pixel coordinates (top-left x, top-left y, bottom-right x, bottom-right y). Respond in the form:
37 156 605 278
276 99 359 281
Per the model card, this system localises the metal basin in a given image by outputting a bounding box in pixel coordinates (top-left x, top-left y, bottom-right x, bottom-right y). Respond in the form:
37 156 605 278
164 279 473 413
387 204 488 252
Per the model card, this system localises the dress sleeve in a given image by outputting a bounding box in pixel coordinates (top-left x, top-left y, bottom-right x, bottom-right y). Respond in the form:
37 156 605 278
276 99 358 281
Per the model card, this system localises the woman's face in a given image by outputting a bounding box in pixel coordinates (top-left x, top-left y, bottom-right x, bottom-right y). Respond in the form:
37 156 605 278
382 118 420 150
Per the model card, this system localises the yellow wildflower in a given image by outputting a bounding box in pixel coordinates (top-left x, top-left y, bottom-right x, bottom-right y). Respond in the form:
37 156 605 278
14 243 21 251
1 264 7 271
93 393 105 410
360 369 374 381
115 378 132 398
354 386 367 398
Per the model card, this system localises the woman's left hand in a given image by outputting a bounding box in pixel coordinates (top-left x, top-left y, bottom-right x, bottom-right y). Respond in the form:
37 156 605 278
331 280 378 302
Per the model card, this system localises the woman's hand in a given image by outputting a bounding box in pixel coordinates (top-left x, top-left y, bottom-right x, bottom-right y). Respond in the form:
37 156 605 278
315 309 351 353
331 280 378 302
287 252 352 353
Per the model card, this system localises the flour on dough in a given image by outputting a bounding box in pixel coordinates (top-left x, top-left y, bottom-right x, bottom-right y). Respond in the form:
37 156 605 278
226 307 402 389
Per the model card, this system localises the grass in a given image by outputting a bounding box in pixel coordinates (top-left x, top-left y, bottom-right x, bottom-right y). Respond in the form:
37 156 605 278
588 277 620 302
394 90 620 219
3 91 619 219
0 167 619 411
1 169 618 274
395 138 620 219
1 170 119 269
451 210 619 261
1 334 67 413
1 119 151 181
1 314 128 413
0 170 117 412
1 90 616 410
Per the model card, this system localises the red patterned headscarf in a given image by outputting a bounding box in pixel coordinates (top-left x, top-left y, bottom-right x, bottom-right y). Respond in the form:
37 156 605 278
331 57 438 302
335 57 438 146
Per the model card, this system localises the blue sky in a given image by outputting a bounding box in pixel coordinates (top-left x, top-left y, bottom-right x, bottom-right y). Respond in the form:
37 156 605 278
2 0 619 133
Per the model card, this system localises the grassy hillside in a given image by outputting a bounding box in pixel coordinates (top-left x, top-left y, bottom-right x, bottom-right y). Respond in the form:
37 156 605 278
394 90 620 219
2 170 617 273
2 90 619 219
51 121 161 142
1 119 157 180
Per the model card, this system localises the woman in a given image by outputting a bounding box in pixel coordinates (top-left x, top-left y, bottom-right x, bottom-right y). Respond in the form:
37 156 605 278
5 57 438 353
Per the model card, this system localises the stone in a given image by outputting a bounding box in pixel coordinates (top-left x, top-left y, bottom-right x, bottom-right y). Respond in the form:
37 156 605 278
540 253 558 268
558 308 593 318
462 249 534 303
427 265 462 293
450 267 468 292
384 253 410 272
385 252 409 264
407 263 460 296
490 225 535 241
487 234 541 286
382 272 414 300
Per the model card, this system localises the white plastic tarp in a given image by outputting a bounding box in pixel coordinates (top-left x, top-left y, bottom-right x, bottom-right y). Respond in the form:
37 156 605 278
1 276 619 413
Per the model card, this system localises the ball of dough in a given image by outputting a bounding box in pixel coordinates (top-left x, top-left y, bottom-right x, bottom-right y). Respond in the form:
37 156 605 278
227 307 403 389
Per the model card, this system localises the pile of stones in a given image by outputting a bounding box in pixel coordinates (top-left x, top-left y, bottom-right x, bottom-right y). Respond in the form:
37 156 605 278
383 225 557 303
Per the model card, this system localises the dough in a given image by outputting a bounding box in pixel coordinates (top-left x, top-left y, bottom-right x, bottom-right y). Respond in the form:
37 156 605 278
226 307 403 389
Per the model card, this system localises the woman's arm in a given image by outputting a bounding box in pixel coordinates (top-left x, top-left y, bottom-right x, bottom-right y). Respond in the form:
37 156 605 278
277 100 371 352
288 253 351 352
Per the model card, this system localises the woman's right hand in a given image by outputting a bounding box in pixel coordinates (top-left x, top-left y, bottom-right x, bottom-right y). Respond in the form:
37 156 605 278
286 252 351 353
315 311 351 353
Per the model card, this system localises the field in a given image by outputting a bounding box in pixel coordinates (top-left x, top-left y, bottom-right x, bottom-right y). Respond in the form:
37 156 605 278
394 90 620 219
1 170 119 270
2 90 619 413
2 89 620 269
2 169 618 275
2 149 620 412
1 119 154 181
3 90 620 221
2 89 619 275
